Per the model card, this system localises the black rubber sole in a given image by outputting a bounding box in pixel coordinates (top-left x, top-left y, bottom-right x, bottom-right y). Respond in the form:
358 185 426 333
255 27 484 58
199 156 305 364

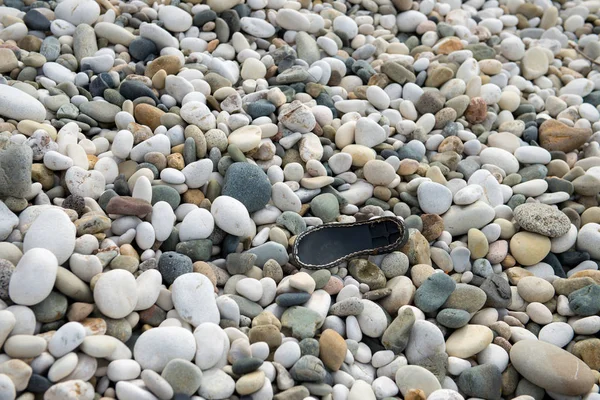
291 216 408 270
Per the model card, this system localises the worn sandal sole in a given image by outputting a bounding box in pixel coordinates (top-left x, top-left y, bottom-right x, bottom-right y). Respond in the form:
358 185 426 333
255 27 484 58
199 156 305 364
291 216 408 270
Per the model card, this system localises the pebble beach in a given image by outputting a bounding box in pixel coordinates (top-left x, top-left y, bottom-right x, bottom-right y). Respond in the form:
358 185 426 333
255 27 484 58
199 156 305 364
1 0 600 399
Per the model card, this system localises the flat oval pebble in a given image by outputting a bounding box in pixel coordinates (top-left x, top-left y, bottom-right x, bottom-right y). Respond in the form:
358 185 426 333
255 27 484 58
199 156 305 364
93 269 138 319
134 326 196 372
23 208 75 264
510 340 595 396
0 84 47 122
395 365 441 397
9 248 58 306
172 273 219 326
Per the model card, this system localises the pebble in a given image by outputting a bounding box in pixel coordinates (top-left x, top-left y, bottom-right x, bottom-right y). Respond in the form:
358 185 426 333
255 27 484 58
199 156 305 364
9 248 57 306
172 273 219 326
211 195 252 236
0 85 47 122
23 208 75 264
510 340 595 396
514 203 571 238
395 365 441 397
93 269 137 319
134 327 196 372
417 182 453 215
446 325 493 358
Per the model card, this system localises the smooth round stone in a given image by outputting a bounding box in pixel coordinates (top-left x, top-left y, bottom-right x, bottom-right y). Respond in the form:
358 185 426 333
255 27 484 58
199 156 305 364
55 0 100 25
577 223 600 260
47 352 78 382
310 194 340 223
236 278 263 302
0 259 14 300
235 370 265 395
4 335 47 358
228 126 262 152
477 343 509 372
23 208 75 266
510 232 551 266
405 320 446 363
445 324 493 358
194 322 229 371
328 153 353 174
526 302 553 325
500 36 525 60
538 322 574 348
106 360 141 382
276 9 310 31
436 308 471 329
94 22 135 45
349 379 378 399
240 17 276 38
241 58 267 81
135 222 155 250
31 291 68 323
363 160 397 186
48 321 87 358
172 273 219 326
367 86 391 110
182 159 213 189
129 37 158 61
158 5 193 32
94 269 138 319
134 269 162 311
380 252 409 279
356 300 388 338
442 201 495 236
134 327 196 372
160 168 185 185
198 368 235 399
516 276 555 303
514 146 551 165
0 374 15 399
355 118 386 147
222 163 272 213
572 316 600 335
510 340 595 396
428 389 465 400
161 359 202 396
79 100 121 122
9 248 58 306
414 273 456 313
395 365 441 397
453 185 483 205
142 370 174 400
211 195 252 236
396 10 427 33
417 181 452 214
479 148 519 174
274 341 301 368
115 380 160 400
0 82 47 122
179 208 214 241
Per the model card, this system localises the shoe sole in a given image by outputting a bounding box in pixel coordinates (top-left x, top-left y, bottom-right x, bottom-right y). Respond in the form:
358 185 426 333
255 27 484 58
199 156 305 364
291 216 408 270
